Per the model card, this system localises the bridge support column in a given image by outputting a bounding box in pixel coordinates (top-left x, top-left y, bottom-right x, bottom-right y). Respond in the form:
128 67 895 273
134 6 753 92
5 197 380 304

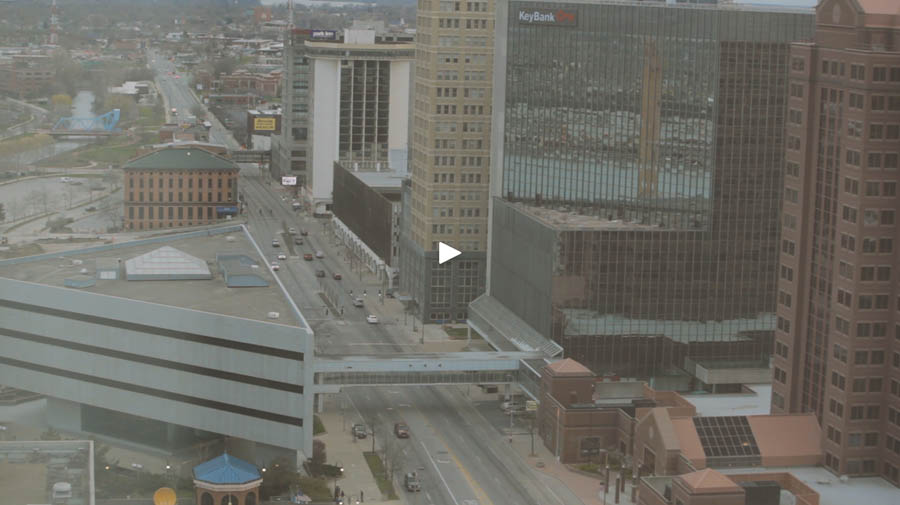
314 393 324 413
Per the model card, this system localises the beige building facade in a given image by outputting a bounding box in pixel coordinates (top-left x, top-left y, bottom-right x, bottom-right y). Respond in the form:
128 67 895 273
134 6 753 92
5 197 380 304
398 0 493 322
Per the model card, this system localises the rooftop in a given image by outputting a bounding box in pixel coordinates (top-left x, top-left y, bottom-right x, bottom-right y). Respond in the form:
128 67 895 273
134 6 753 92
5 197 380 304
0 226 301 326
719 465 900 505
512 202 677 232
678 468 743 494
123 147 239 172
685 384 772 417
193 453 261 485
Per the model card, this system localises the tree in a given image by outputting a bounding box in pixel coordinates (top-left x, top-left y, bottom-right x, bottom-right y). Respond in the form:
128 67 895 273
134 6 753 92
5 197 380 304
258 456 301 500
40 427 62 440
51 93 73 113
190 104 206 120
382 434 405 483
103 94 138 122
312 439 327 466
212 56 238 77
0 203 6 222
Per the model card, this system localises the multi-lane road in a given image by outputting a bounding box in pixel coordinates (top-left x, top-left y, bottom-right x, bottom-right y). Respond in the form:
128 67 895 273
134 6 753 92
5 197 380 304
149 52 580 505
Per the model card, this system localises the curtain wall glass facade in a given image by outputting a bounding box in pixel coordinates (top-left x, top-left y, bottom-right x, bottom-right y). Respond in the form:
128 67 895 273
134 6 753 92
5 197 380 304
491 1 814 379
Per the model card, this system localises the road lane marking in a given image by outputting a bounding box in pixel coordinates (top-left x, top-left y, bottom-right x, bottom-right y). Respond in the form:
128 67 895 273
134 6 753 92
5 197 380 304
430 427 494 505
420 440 459 505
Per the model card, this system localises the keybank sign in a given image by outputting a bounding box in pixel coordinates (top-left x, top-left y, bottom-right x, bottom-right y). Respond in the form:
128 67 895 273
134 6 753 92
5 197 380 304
517 8 577 27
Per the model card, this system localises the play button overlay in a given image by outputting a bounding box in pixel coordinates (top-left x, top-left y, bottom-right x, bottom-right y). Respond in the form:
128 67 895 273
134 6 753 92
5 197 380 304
438 242 461 264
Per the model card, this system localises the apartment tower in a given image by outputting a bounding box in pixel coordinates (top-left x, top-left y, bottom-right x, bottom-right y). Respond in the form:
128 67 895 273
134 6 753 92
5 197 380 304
398 0 494 323
771 0 900 485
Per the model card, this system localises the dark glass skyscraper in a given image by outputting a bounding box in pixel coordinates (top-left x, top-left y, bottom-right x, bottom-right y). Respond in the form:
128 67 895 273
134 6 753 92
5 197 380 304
471 0 814 386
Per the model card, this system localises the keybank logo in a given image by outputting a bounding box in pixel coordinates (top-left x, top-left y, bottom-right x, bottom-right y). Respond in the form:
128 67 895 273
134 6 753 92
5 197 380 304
517 8 577 26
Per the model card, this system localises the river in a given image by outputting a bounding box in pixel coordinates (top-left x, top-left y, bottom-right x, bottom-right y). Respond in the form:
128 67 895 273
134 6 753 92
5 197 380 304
9 90 98 168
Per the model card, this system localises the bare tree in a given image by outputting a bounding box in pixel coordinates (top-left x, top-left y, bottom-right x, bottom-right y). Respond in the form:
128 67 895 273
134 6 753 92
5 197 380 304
382 434 405 483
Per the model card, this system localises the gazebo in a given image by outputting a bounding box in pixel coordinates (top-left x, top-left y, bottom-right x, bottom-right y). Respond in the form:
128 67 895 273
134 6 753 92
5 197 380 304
193 453 263 505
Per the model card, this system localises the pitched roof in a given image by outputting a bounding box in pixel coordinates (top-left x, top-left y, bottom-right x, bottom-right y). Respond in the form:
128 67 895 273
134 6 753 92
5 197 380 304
671 417 706 468
125 246 212 280
193 453 261 485
545 358 593 376
678 468 742 494
123 147 238 171
855 0 900 15
747 413 822 467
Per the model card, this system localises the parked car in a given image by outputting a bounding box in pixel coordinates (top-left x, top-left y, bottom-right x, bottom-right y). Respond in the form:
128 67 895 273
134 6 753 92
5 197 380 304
351 424 367 439
272 239 280 247
300 229 309 236
277 253 287 260
394 422 410 438
303 253 313 261
315 270 325 278
270 262 280 271
85 206 96 212
352 298 364 308
333 273 342 280
315 251 324 258
366 315 379 324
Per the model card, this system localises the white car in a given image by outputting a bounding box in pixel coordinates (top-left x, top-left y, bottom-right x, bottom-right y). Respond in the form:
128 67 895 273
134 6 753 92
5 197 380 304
270 262 280 271
277 253 287 260
366 315 379 324
315 251 325 258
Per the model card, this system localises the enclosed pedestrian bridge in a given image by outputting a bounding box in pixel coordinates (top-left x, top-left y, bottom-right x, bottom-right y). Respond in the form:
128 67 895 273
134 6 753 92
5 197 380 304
313 351 547 390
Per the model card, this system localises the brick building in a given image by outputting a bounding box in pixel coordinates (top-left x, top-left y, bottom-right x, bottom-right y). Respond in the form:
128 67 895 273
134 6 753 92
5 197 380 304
0 55 54 99
770 0 900 485
122 147 240 231
220 69 281 97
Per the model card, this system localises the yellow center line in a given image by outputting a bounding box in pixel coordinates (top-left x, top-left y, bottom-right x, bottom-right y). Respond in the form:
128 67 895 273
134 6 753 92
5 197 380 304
428 423 495 505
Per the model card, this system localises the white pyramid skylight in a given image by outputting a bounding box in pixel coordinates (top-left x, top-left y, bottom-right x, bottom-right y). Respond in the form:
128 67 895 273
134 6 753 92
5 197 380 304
125 246 212 281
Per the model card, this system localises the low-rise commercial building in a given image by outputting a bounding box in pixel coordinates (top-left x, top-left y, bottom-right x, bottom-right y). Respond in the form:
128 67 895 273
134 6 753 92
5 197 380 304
122 147 240 230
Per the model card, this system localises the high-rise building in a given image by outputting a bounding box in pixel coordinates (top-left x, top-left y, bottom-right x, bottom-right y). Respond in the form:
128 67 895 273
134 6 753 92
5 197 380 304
272 27 413 215
398 0 494 323
770 0 900 485
469 1 813 387
271 28 315 187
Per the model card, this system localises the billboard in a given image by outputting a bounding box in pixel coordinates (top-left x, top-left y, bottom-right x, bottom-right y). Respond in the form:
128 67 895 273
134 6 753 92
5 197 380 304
310 30 337 40
254 117 277 131
282 176 297 186
516 8 578 27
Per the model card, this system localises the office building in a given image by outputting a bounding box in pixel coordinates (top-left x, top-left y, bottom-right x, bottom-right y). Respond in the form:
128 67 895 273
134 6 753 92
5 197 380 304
770 0 900 485
123 147 240 230
398 0 494 323
332 160 404 285
271 27 413 216
470 1 813 387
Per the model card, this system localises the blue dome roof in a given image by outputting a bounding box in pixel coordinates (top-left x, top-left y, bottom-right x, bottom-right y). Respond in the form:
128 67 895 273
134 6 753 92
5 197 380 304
193 453 261 485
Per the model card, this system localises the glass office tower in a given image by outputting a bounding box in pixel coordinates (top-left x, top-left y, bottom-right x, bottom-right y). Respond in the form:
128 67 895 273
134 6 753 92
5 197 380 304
473 1 814 386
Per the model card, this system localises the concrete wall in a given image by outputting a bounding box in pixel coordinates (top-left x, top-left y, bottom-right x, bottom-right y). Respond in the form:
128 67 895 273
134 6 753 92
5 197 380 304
46 397 83 433
489 199 556 338
309 58 340 213
388 60 410 151
0 277 311 454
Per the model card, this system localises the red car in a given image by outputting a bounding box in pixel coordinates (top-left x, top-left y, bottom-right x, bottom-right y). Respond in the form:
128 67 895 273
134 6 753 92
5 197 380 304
303 253 313 261
333 273 342 280
394 423 410 438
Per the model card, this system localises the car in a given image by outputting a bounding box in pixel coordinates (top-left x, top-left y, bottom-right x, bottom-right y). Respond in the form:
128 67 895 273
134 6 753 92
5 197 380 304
394 422 410 438
272 240 280 247
404 472 421 492
277 253 287 260
315 270 325 278
303 253 313 261
366 315 379 324
288 227 297 235
351 424 367 439
270 263 280 271
352 298 364 308
300 229 309 236
85 206 96 212
333 273 342 280
294 237 304 245
315 251 324 258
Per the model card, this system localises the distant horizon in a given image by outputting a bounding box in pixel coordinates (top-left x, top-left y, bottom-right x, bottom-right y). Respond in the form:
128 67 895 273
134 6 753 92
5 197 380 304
259 0 817 5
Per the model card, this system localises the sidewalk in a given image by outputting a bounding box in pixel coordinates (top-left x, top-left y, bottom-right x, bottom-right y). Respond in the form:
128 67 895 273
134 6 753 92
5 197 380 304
316 395 402 505
505 427 637 505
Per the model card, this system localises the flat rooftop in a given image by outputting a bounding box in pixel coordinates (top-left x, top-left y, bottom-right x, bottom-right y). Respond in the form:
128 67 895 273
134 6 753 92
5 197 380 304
0 227 301 327
351 170 405 191
685 384 772 417
511 202 678 232
718 465 899 505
